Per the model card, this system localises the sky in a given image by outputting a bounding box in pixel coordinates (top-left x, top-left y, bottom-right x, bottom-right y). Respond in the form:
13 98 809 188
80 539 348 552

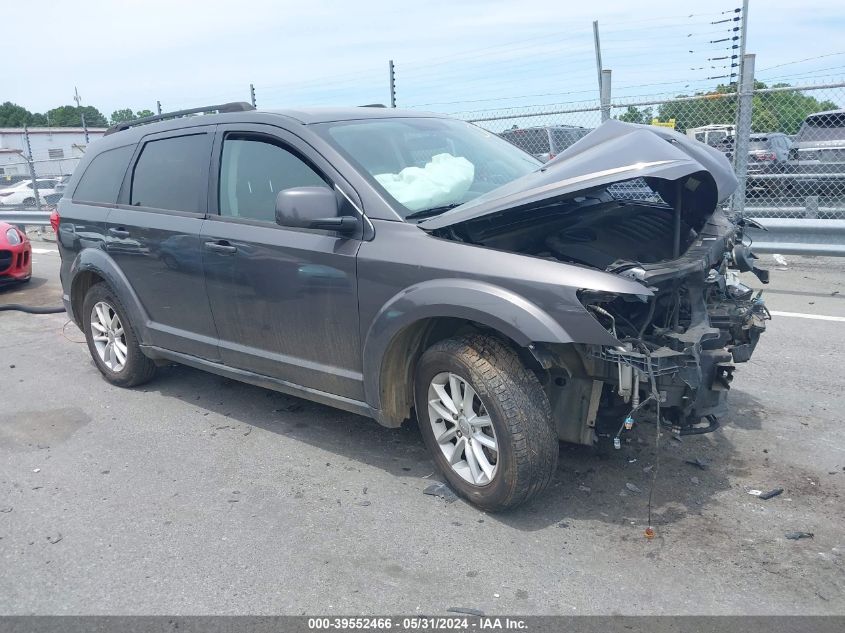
6 0 845 120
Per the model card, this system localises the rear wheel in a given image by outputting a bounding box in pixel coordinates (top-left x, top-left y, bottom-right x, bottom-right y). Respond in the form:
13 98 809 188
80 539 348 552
22 197 35 206
415 334 558 511
82 283 156 387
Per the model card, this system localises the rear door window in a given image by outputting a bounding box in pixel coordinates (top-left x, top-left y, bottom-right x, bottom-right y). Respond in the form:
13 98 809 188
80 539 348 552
130 134 211 212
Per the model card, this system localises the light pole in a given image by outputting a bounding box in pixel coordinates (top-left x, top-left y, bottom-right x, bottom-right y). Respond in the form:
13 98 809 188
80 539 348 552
73 86 90 144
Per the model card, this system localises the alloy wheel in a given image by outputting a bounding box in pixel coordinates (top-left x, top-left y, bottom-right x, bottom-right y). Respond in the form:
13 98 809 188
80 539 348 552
427 371 498 486
90 301 127 372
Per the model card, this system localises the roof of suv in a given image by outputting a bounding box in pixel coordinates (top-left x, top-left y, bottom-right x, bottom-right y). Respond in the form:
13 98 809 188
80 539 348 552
264 106 448 124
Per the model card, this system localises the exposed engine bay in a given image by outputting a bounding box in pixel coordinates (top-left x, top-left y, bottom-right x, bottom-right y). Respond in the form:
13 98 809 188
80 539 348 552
428 181 770 443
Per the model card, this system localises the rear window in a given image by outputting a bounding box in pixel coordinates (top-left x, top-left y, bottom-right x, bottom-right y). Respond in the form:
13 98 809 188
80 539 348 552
795 112 845 142
73 144 135 204
500 128 550 155
748 138 770 150
130 134 210 212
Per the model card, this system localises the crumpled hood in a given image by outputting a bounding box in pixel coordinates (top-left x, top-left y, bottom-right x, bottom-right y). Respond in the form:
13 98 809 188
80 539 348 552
420 119 738 230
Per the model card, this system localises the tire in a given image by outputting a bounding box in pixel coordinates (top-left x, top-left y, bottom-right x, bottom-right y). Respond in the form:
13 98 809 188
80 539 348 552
415 334 558 511
23 197 36 207
82 283 156 387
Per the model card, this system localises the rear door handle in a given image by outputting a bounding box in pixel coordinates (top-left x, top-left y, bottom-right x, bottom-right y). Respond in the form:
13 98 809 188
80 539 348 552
204 240 237 254
108 227 130 238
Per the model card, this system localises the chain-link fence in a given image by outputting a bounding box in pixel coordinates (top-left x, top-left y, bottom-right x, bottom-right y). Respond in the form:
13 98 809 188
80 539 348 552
459 77 845 223
0 127 99 214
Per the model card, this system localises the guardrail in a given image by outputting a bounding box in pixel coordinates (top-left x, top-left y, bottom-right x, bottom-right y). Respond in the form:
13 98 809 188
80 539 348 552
0 209 52 226
745 219 845 256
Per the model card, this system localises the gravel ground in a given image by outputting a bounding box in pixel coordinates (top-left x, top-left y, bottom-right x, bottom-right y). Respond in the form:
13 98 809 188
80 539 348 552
1 240 843 615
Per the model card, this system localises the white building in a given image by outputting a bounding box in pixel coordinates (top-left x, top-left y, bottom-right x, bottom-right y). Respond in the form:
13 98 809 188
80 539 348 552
0 127 107 182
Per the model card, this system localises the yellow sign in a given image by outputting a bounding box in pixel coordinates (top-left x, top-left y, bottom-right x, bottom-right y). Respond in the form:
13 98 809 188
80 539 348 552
650 118 676 129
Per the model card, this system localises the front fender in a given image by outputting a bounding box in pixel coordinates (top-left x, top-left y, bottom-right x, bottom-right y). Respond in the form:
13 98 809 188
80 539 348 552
362 278 593 411
69 248 151 344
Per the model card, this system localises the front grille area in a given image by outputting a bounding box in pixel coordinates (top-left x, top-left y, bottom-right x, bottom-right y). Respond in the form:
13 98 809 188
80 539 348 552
0 249 12 273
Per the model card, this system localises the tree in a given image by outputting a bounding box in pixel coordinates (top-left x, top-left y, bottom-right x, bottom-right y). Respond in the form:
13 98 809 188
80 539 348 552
0 101 33 126
110 108 136 124
655 81 841 134
135 109 154 118
45 105 108 128
616 106 653 124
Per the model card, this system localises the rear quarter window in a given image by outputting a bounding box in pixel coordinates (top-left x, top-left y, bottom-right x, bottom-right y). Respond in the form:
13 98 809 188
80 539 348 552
73 144 135 204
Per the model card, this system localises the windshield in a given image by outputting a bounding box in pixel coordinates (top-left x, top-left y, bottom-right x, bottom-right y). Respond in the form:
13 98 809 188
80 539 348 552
796 113 845 142
316 117 540 219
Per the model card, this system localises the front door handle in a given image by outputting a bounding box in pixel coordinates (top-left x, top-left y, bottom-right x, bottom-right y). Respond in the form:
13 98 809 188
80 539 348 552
108 227 130 238
204 240 237 254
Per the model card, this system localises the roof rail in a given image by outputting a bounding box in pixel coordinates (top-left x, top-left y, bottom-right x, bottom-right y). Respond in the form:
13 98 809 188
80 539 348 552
359 103 387 108
104 102 256 136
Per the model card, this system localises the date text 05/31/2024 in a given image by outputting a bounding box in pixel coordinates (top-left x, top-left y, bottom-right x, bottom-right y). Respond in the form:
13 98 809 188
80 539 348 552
307 617 529 630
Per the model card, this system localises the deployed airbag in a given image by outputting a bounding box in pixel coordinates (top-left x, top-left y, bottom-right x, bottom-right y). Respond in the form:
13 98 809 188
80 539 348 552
375 153 474 211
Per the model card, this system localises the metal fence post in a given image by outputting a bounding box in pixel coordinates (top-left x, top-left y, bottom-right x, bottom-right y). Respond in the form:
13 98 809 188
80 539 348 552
389 60 396 108
23 126 42 212
600 69 612 122
731 53 755 217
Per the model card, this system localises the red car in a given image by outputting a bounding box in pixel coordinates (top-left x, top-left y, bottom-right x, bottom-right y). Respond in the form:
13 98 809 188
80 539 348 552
0 221 32 284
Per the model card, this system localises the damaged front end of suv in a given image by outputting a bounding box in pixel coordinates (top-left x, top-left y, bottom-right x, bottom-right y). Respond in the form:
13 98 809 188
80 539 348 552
422 120 770 444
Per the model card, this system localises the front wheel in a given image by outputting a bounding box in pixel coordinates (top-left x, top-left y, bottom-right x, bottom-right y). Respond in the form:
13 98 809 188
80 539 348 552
415 335 558 511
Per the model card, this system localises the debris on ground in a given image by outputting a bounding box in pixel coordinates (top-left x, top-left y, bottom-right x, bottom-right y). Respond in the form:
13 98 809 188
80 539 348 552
685 458 709 471
557 521 570 529
773 254 788 267
46 533 63 544
0 507 12 513
446 608 484 616
785 531 814 540
356 500 371 507
643 465 654 473
625 482 642 494
758 488 784 500
578 484 591 492
423 482 458 503
691 476 700 485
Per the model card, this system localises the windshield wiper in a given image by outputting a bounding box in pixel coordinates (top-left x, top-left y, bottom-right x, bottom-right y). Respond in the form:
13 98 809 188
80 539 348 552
404 203 462 221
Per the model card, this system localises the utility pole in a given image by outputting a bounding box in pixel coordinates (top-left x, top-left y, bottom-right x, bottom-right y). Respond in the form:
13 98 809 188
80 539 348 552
388 60 396 108
600 69 612 122
731 53 755 218
156 100 162 115
73 86 90 144
592 21 603 96
250 83 257 108
23 126 42 212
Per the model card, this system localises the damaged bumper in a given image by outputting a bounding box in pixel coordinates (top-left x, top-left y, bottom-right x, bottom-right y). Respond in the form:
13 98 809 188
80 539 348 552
577 213 769 436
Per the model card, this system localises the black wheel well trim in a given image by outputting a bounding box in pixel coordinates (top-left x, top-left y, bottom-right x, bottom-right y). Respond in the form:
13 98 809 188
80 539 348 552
363 280 579 428
69 250 150 342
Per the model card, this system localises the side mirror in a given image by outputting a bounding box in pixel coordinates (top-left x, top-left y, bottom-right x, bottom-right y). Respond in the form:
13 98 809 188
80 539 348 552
274 186 359 234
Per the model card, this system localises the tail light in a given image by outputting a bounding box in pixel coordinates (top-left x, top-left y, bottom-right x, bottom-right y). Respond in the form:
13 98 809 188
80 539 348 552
49 208 60 233
751 151 776 161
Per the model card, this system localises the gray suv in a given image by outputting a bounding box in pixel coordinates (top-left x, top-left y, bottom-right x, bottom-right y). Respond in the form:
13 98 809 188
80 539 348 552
788 109 845 196
57 103 768 510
